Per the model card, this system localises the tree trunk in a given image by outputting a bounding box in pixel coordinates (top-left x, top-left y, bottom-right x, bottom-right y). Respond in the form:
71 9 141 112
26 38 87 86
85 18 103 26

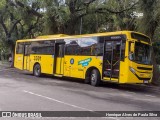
152 49 160 85
10 44 15 68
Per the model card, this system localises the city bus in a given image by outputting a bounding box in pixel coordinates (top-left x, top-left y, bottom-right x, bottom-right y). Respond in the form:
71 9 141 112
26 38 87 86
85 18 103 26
14 31 153 86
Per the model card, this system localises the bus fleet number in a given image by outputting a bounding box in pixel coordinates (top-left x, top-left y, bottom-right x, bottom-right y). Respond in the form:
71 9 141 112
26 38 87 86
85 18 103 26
34 56 41 61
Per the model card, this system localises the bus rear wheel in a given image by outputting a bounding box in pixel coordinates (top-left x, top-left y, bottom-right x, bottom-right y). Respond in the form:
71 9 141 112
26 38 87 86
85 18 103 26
90 69 101 86
33 64 41 77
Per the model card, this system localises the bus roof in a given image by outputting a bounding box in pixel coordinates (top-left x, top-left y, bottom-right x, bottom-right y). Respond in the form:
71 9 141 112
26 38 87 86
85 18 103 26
36 34 69 39
16 31 150 42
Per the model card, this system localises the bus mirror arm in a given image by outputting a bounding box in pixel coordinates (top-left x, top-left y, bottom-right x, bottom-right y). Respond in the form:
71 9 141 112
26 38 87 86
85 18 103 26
130 42 135 53
121 56 128 61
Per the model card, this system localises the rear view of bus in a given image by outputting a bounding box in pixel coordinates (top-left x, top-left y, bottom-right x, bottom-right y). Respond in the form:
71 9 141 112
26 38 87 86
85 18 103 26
104 31 153 84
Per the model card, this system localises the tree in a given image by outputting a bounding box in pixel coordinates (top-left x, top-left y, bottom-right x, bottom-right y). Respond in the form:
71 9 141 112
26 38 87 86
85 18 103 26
101 0 138 31
137 0 160 85
0 0 44 66
138 0 160 39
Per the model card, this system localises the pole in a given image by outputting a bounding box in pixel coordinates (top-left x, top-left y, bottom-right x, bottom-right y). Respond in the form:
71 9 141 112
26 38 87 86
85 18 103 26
80 17 83 35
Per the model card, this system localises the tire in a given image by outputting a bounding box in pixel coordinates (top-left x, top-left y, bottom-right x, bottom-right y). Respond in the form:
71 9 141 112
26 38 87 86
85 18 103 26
90 69 101 86
84 76 90 84
33 64 41 77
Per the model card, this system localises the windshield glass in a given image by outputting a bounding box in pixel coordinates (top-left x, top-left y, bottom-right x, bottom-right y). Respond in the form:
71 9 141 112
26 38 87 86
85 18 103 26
129 42 152 65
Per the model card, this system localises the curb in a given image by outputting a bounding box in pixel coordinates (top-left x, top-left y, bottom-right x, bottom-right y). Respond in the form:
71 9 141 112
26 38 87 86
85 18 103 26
147 85 160 90
120 83 160 92
140 84 160 92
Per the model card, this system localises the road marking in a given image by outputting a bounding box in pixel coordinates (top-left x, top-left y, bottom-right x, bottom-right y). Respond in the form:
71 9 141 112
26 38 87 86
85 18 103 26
144 94 156 98
126 91 136 94
121 94 132 97
101 117 121 120
23 90 119 120
23 90 94 111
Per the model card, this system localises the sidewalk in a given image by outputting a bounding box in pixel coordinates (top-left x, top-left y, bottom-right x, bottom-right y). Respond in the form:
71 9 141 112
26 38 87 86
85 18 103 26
144 84 160 91
0 61 10 67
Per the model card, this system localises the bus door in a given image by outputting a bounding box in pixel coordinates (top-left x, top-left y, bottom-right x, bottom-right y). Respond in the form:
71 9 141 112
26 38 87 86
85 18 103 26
54 42 65 75
14 42 24 70
23 43 30 70
103 40 122 81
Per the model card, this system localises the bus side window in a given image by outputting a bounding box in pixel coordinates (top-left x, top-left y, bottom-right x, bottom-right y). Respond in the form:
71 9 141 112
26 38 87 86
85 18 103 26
24 44 31 56
16 43 24 54
30 41 55 55
57 44 64 57
121 41 126 61
65 40 79 55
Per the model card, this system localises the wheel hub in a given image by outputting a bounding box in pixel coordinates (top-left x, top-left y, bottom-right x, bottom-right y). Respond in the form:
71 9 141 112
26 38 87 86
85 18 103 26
91 74 96 82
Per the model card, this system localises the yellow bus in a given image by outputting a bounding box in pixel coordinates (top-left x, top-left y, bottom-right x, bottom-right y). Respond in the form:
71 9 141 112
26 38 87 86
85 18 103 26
14 31 153 86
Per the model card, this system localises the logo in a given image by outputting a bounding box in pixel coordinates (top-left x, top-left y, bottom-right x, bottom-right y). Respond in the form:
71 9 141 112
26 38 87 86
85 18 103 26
78 58 92 67
130 12 143 18
2 112 11 118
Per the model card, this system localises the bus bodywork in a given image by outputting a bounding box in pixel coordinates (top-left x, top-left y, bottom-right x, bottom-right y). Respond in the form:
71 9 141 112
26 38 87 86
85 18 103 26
14 31 153 86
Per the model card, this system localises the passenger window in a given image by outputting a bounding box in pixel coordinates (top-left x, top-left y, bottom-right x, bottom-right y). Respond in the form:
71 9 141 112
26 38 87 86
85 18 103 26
16 43 24 54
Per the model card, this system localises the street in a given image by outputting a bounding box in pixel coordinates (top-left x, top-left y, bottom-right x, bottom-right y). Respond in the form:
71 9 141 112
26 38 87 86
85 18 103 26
0 66 160 120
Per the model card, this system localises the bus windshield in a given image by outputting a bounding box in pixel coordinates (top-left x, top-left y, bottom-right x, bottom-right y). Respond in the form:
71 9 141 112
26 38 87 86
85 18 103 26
131 42 152 65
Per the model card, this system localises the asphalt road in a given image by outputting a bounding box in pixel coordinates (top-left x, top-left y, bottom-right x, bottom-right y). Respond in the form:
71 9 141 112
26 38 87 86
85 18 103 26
0 66 160 120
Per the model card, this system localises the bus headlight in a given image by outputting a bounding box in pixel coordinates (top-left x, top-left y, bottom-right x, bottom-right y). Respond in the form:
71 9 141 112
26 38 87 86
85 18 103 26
129 67 136 74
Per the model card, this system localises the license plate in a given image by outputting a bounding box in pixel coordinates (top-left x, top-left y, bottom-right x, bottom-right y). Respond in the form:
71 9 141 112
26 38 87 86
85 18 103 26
144 80 149 83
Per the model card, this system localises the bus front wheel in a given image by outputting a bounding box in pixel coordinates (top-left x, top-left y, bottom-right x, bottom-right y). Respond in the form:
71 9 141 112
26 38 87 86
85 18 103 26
33 64 41 77
90 69 101 86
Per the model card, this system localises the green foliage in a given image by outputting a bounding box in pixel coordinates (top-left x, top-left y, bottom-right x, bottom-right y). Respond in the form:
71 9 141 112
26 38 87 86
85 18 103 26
153 42 160 64
0 0 160 50
137 0 160 38
42 0 70 34
0 0 160 83
0 0 6 9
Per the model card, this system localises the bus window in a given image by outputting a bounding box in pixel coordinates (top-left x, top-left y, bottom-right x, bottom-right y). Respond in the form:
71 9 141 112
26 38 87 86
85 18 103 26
30 41 55 55
121 41 126 61
65 37 103 56
16 43 24 54
65 39 80 55
57 44 64 57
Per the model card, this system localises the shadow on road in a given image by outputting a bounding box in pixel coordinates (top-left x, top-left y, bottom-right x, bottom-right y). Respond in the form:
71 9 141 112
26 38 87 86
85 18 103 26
1 68 159 95
22 72 160 95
